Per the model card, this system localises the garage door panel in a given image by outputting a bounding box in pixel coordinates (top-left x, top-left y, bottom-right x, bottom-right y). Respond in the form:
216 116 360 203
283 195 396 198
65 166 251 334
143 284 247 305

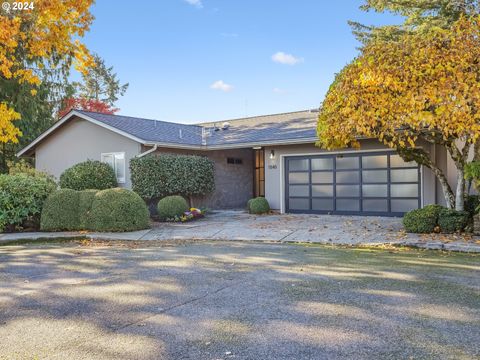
312 198 334 211
312 172 333 183
286 152 420 216
336 171 360 183
336 199 360 211
363 199 389 212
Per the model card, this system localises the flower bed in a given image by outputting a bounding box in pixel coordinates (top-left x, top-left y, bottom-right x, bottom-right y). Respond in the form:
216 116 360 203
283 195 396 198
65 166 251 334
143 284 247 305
166 208 205 223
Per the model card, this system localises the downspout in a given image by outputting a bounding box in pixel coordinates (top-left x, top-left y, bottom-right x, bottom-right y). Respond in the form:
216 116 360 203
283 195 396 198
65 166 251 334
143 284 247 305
137 144 158 158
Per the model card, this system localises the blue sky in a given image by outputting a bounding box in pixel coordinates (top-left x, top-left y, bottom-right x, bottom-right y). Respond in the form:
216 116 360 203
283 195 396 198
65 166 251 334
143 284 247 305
83 0 400 124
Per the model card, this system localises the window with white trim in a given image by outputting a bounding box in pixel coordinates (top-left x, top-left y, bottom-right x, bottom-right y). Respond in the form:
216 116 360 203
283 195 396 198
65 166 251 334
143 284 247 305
101 152 126 183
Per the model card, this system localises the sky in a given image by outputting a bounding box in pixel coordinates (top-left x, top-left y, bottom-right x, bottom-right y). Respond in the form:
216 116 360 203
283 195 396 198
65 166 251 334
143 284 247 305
82 0 401 124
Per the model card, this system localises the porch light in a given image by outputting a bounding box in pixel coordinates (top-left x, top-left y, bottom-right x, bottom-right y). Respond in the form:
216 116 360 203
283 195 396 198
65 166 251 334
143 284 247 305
269 150 275 160
252 146 262 150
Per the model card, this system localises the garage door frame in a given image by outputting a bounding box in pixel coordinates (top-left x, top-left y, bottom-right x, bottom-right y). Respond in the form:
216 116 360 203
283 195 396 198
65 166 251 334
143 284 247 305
284 151 421 216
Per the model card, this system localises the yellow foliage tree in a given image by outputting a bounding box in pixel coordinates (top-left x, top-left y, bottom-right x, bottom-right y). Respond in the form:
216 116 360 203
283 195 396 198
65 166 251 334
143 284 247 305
317 16 480 211
0 0 94 143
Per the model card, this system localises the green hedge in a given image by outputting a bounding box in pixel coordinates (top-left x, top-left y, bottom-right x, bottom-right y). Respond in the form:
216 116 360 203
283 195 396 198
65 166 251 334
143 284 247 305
41 188 150 232
403 204 443 233
88 188 150 232
60 160 117 191
465 195 480 218
157 195 189 220
41 189 81 231
0 174 57 232
438 209 469 233
248 197 270 214
130 154 215 201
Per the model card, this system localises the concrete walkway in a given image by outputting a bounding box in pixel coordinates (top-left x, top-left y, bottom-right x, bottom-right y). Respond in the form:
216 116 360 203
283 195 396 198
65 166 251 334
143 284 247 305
1 210 479 252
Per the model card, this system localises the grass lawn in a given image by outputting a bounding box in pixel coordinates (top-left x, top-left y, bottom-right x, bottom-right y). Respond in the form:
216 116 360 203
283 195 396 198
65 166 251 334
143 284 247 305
0 240 478 359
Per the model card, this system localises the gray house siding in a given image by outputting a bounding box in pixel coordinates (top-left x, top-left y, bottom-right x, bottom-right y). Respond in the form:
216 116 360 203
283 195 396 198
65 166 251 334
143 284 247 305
145 146 253 209
35 116 141 188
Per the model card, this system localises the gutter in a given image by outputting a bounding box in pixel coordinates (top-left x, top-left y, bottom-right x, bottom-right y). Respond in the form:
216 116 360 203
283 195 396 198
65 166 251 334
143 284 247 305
136 144 158 158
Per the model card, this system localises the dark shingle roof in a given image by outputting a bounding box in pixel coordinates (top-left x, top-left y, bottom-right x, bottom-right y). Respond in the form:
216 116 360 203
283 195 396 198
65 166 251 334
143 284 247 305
77 109 318 147
78 110 203 145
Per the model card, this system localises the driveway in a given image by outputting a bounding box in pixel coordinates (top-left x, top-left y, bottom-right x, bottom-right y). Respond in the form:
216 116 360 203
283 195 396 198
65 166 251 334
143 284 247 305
0 240 478 359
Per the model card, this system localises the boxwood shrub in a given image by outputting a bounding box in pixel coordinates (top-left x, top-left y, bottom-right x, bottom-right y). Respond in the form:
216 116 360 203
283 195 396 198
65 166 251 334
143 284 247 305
88 188 150 232
130 154 215 202
403 204 443 233
41 189 81 231
0 174 57 232
60 160 117 191
438 208 469 233
157 195 189 220
248 197 270 214
41 188 150 232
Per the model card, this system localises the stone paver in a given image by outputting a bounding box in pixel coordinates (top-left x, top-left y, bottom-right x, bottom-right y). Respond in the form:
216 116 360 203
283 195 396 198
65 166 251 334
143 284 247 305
1 211 479 252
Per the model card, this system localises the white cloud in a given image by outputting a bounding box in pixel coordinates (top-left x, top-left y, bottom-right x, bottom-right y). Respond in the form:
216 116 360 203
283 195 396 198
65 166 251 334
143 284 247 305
210 80 233 92
271 51 303 65
221 32 239 38
184 0 203 8
273 87 287 94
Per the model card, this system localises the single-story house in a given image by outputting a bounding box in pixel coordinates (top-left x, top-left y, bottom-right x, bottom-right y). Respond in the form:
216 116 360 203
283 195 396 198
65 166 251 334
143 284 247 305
17 109 460 216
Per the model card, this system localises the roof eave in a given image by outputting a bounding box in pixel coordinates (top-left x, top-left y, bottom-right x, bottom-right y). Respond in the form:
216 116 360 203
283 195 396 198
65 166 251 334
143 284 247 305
16 110 148 157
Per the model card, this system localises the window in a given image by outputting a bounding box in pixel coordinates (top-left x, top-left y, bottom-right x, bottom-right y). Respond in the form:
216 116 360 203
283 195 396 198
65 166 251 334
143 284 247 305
101 152 126 183
227 157 243 165
254 149 265 197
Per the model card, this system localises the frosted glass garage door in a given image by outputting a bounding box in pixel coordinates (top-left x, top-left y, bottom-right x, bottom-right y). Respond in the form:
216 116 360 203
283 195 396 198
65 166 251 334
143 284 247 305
285 152 420 215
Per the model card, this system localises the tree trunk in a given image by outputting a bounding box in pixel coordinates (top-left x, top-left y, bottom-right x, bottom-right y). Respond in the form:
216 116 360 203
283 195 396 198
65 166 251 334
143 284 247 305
397 147 455 209
446 141 471 212
455 167 466 211
434 165 456 209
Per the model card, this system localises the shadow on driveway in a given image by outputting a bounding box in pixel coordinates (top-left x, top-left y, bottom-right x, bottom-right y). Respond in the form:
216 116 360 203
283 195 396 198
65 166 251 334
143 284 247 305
0 240 479 359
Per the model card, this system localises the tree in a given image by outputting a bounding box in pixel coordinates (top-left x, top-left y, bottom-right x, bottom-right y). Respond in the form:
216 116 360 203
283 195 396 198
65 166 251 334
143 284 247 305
350 0 480 44
75 54 129 106
317 16 480 211
58 98 119 118
0 0 95 171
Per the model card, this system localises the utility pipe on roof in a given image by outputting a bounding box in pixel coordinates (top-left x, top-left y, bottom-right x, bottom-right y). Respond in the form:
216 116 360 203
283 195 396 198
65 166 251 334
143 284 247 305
137 144 158 158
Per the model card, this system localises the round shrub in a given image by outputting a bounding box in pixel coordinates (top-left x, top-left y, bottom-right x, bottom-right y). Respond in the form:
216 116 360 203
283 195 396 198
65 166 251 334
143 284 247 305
89 188 150 232
60 160 117 191
78 189 98 229
248 197 270 214
157 195 189 220
403 204 443 233
0 174 57 232
41 189 80 231
438 209 469 233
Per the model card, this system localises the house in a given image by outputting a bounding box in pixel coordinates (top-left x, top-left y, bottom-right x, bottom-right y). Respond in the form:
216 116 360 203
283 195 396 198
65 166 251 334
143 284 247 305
17 109 458 216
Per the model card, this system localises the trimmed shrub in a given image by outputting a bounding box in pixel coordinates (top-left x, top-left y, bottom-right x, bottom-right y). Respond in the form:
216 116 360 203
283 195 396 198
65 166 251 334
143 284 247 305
403 204 443 233
465 195 480 218
89 188 150 232
0 174 57 232
130 154 215 201
41 189 80 231
438 209 469 233
60 160 117 191
78 189 98 229
157 195 189 220
248 197 270 214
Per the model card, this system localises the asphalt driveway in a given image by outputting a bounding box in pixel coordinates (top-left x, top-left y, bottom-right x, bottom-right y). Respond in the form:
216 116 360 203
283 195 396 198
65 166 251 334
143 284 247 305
0 240 479 359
